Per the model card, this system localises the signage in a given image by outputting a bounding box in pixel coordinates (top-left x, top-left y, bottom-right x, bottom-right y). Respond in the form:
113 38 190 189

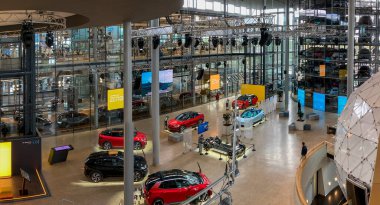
198 122 209 134
20 168 31 182
0 142 11 178
338 96 348 115
142 70 173 96
210 74 221 90
298 89 305 106
107 88 124 110
313 92 325 111
320 65 326 77
241 84 266 102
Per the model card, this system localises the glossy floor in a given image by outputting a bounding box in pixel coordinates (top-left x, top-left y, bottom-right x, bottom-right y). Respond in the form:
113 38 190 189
16 97 337 205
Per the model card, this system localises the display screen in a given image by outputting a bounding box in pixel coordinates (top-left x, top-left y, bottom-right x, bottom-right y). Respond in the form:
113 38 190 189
210 74 220 90
338 96 347 115
313 92 325 111
141 70 173 96
54 145 72 151
298 89 305 106
0 142 11 177
107 88 124 110
198 121 209 134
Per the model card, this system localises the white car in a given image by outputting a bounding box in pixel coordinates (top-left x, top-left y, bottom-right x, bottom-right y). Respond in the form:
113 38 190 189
236 108 265 127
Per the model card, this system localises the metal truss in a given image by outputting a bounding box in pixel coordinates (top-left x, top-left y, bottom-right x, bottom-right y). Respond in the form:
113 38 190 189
0 10 66 35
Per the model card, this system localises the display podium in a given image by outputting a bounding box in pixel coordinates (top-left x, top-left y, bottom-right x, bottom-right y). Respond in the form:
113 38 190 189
48 145 74 165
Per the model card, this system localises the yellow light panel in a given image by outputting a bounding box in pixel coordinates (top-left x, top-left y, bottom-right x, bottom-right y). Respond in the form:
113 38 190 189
0 142 11 178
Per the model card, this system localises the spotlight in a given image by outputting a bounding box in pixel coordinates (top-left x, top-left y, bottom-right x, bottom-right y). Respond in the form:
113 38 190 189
266 35 273 46
242 35 248 46
194 38 200 48
21 21 34 48
46 31 54 48
231 37 236 47
137 37 144 50
252 37 259 45
242 59 246 65
333 37 339 45
212 36 218 48
275 37 281 46
314 37 321 44
216 62 222 67
225 39 230 46
132 39 135 48
219 38 224 46
259 28 271 47
177 38 183 47
152 35 160 49
206 63 210 69
184 34 192 48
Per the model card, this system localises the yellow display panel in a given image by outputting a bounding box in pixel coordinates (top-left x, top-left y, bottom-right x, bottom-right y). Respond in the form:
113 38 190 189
320 65 326 77
0 142 11 178
210 74 220 90
240 84 266 102
107 88 124 111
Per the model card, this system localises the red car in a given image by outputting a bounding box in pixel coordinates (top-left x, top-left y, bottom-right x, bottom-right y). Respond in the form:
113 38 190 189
98 128 147 150
232 94 258 109
167 111 204 132
144 169 212 205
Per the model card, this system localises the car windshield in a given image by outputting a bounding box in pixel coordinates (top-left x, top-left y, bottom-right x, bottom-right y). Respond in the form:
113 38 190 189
175 113 188 121
237 96 247 101
241 110 255 118
184 172 202 185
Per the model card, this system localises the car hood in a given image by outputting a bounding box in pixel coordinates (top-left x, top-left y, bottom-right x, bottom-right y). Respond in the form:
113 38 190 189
233 100 244 104
168 119 182 126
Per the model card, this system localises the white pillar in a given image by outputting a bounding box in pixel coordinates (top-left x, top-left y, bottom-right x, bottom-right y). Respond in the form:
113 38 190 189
150 19 160 166
347 0 355 96
284 0 290 111
123 21 134 205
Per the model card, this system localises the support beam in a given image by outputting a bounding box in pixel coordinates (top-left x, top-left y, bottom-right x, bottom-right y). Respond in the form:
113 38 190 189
347 0 355 96
93 27 99 129
150 19 160 166
123 21 134 205
284 0 290 111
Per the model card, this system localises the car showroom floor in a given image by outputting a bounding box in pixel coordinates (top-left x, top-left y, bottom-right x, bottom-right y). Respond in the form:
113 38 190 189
15 96 337 205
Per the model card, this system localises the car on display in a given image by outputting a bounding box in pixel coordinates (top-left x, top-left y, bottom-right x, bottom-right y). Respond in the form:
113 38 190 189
84 151 148 183
98 106 123 121
133 100 149 115
144 169 212 205
160 96 178 110
56 111 90 128
236 108 265 127
98 128 147 150
178 92 201 103
232 94 258 109
203 137 246 158
167 111 204 132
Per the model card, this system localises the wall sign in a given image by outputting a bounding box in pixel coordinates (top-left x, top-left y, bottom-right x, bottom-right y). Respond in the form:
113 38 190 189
107 88 124 111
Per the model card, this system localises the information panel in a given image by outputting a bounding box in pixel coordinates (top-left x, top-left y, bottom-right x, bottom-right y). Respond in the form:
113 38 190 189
210 74 220 90
241 84 266 102
313 92 325 111
338 96 348 115
298 89 305 106
107 88 124 110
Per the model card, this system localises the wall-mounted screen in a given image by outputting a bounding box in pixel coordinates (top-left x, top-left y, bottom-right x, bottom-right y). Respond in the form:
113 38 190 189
141 70 173 96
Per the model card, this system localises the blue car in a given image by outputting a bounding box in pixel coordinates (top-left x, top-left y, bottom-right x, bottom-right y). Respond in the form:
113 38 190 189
237 108 265 127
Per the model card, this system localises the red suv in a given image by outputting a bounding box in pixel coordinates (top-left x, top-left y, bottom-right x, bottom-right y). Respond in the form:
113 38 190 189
98 128 147 150
144 169 211 205
167 111 204 133
232 94 258 109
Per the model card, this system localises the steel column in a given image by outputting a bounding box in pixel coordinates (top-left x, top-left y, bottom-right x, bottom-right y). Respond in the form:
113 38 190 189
347 0 355 96
284 0 290 111
123 21 134 205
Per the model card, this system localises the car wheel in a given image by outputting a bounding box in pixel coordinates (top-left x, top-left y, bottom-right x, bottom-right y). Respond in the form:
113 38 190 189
103 141 112 150
90 171 103 183
198 119 203 125
134 141 142 150
199 193 210 202
153 199 164 205
180 126 186 133
134 171 143 182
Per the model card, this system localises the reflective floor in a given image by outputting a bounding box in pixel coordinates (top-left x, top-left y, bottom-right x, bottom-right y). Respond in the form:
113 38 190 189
16 97 337 205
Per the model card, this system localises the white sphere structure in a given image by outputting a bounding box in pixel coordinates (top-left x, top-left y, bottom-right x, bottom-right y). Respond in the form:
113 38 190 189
335 72 380 196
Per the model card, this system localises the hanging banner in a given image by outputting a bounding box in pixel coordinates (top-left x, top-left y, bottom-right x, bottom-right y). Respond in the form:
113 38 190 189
313 92 325 111
210 74 220 90
107 88 124 110
141 70 173 96
241 84 266 102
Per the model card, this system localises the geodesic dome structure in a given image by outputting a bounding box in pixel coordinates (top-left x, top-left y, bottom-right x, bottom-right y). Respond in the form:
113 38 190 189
335 72 380 196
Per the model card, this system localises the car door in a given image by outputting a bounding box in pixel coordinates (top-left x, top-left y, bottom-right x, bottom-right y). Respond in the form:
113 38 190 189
99 158 116 177
158 179 181 204
112 131 124 147
191 112 199 126
114 158 124 176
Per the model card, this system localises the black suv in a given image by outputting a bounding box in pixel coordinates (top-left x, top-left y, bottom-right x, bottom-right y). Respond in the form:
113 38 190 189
84 151 148 183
